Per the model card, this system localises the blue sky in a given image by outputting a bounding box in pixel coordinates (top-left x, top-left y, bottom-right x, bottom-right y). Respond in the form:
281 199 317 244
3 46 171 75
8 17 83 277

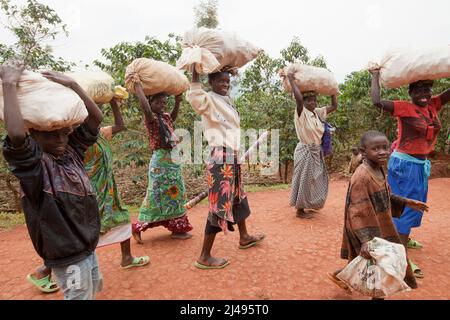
1 0 449 83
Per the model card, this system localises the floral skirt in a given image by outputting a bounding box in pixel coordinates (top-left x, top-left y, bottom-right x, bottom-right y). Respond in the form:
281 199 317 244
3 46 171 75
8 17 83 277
206 147 250 234
137 149 187 224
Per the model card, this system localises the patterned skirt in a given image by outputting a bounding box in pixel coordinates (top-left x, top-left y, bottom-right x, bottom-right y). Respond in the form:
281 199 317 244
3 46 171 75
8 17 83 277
290 142 329 210
137 149 189 224
206 147 250 234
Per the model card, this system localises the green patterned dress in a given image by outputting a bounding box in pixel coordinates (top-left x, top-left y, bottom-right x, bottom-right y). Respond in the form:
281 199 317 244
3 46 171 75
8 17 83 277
84 129 130 234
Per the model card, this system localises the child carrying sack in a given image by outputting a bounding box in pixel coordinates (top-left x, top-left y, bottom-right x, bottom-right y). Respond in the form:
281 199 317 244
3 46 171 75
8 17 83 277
125 58 189 96
0 70 87 131
176 27 263 74
368 45 450 88
279 64 339 96
65 70 117 104
336 237 411 298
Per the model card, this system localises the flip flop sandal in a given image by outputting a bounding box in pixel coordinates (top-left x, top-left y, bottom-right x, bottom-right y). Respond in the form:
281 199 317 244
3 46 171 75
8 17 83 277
409 261 424 279
121 256 150 269
407 239 423 249
194 260 230 270
327 273 352 295
26 274 59 293
239 234 266 249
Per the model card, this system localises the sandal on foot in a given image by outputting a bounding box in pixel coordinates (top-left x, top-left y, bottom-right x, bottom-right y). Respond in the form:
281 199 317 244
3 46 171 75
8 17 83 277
239 234 266 249
407 238 423 249
194 260 230 270
327 272 352 295
121 256 150 269
26 274 59 293
409 261 424 279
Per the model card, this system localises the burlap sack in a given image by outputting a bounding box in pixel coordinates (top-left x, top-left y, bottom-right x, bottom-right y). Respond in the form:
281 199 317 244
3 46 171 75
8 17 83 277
66 70 115 104
125 58 189 96
176 28 263 74
0 70 87 131
279 64 339 96
368 46 450 88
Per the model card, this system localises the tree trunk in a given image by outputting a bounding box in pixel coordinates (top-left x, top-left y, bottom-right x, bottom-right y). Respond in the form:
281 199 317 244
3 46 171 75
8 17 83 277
278 163 283 182
284 160 289 184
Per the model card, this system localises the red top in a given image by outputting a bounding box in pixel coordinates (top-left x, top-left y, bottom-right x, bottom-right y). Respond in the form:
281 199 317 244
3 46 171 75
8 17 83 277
144 112 178 151
393 96 442 157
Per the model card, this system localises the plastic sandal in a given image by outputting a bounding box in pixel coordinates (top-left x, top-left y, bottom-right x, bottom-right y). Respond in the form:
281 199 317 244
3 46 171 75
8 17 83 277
407 238 423 249
26 274 59 293
409 260 424 279
194 260 230 270
239 234 266 249
121 256 150 269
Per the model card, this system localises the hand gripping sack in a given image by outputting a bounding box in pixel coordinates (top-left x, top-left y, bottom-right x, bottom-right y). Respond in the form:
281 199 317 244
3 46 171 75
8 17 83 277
279 64 339 96
336 238 411 298
0 70 87 131
65 70 116 104
125 58 189 96
176 28 263 74
368 45 450 88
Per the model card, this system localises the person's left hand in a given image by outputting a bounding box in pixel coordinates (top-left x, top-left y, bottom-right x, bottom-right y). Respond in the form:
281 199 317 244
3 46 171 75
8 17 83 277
41 71 76 88
405 199 429 213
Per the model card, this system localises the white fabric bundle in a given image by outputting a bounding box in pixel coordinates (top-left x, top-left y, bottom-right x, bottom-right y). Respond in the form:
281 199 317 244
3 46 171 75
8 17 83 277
336 237 411 298
125 58 189 96
176 28 263 74
0 70 87 131
368 45 450 88
279 64 339 96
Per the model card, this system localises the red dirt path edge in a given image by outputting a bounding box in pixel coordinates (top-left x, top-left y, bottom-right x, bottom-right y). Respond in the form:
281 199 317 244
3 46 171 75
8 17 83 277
1 179 449 300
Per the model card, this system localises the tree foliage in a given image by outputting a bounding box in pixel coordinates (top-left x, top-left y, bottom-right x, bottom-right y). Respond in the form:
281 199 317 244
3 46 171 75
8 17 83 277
194 0 219 29
0 0 73 71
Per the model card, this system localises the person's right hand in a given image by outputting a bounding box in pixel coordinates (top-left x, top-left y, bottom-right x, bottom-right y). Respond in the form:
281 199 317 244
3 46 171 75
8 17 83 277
359 242 372 259
0 62 25 85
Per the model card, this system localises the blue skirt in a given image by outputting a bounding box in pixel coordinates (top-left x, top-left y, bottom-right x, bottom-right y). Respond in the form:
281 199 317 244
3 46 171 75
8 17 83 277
387 153 430 235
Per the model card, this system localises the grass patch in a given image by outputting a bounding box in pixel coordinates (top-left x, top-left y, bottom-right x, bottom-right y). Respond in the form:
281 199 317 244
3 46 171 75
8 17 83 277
245 184 290 193
0 212 25 230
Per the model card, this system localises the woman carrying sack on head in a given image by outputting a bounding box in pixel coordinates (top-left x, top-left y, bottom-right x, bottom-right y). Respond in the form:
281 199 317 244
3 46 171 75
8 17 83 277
131 82 193 244
370 69 450 278
287 70 338 219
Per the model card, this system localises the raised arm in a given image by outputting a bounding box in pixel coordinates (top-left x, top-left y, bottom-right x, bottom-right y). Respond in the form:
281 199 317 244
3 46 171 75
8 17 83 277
0 64 26 147
370 69 394 113
439 87 450 106
42 71 103 132
110 98 126 135
326 95 338 115
134 82 154 125
287 72 304 117
171 94 182 122
192 66 200 84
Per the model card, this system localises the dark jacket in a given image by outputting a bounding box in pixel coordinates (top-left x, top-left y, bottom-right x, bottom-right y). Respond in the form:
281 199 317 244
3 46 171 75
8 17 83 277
3 124 100 268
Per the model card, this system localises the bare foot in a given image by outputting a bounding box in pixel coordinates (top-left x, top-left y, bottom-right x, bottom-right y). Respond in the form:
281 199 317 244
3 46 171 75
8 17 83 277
132 231 144 245
171 232 193 240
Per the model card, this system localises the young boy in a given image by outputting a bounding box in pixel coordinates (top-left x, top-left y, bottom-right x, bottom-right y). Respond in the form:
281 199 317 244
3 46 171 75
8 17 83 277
1 63 103 300
329 130 428 297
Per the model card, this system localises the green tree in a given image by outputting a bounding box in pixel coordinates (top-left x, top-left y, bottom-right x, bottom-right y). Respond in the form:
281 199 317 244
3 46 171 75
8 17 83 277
194 0 219 28
0 0 73 71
